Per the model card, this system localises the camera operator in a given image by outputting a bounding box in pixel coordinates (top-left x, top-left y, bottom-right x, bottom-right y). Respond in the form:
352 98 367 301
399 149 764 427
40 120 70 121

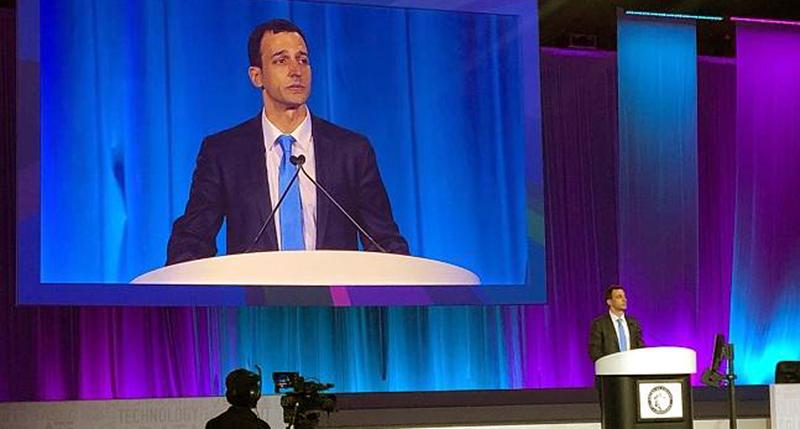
206 368 271 429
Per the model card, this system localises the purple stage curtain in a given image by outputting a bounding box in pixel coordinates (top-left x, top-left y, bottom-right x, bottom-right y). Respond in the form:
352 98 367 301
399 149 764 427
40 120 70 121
730 22 800 383
0 42 741 399
696 56 737 377
522 48 619 386
2 306 222 400
527 48 735 386
1 7 18 402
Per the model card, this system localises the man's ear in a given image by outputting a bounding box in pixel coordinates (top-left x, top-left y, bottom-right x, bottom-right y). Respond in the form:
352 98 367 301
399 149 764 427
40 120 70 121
606 299 612 307
248 66 264 89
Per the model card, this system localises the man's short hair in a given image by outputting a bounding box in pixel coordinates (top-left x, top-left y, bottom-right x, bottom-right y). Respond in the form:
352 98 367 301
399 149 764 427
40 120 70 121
248 19 308 67
225 368 261 408
604 284 624 301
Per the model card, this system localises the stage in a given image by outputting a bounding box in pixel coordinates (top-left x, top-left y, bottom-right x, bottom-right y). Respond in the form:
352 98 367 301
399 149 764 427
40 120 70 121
0 387 770 428
3 2 800 429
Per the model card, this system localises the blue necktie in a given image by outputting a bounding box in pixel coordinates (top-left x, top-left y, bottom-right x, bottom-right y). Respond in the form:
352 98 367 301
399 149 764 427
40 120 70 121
276 135 304 250
617 318 628 351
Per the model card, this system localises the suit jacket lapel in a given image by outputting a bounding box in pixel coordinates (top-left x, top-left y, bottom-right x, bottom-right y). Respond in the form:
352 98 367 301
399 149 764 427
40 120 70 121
606 316 621 353
312 116 332 248
625 317 637 347
243 113 278 250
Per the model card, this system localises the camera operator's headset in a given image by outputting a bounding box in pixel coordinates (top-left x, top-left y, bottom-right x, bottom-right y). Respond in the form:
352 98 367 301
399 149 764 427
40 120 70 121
225 365 262 408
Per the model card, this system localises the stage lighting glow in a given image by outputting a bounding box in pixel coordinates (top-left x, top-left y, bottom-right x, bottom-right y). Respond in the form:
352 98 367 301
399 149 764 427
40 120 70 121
624 11 723 21
731 17 800 27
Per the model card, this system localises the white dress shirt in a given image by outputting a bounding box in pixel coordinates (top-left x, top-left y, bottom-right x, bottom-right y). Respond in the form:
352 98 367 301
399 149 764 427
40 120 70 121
261 109 317 250
609 311 631 351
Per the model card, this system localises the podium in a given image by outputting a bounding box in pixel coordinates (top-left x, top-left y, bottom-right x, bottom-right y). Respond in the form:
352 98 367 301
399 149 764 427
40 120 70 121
132 250 480 286
595 347 696 429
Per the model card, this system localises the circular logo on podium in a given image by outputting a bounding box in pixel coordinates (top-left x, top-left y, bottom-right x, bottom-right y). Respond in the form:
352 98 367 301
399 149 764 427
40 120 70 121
647 385 673 415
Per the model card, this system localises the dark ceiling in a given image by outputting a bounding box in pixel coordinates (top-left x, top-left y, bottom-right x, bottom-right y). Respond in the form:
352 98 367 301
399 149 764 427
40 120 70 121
539 0 800 56
3 1 798 56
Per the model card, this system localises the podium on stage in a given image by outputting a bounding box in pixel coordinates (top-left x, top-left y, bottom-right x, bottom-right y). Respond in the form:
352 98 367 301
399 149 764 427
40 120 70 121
595 347 696 429
132 250 480 286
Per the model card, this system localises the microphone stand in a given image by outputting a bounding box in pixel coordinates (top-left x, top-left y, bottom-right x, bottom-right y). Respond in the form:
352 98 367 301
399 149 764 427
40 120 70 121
293 155 388 253
726 344 737 429
701 340 737 429
245 159 304 253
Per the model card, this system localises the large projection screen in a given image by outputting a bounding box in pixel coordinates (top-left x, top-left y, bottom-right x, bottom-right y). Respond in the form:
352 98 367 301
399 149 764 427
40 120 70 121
17 0 544 306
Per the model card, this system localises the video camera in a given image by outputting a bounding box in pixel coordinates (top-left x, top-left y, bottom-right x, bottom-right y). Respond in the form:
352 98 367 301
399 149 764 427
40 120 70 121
273 372 336 429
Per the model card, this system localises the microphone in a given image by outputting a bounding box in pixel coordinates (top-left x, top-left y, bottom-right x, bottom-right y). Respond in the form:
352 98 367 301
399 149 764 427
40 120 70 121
244 155 304 253
292 155 388 253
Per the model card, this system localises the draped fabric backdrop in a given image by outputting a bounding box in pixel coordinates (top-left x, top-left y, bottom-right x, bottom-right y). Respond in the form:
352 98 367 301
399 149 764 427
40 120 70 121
696 57 736 382
696 55 737 379
730 22 800 384
3 42 755 400
536 49 619 385
4 6 799 400
0 7 18 402
617 15 700 349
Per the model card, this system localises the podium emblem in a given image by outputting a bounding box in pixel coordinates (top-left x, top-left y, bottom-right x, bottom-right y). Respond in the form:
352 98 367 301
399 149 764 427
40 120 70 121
647 385 673 414
637 381 683 419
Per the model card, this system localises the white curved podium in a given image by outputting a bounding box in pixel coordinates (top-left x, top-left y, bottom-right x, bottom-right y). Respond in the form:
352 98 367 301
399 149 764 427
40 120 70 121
595 346 697 376
132 250 480 286
594 347 697 429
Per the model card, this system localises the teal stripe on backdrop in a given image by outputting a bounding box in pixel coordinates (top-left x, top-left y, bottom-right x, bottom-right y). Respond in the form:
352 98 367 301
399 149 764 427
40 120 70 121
221 307 514 392
616 15 700 350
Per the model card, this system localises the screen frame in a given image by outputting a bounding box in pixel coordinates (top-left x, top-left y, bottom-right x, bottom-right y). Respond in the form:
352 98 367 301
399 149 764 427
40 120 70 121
16 0 543 306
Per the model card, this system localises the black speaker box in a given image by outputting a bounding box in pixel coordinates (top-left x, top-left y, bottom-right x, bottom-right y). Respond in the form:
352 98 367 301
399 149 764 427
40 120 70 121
775 361 800 383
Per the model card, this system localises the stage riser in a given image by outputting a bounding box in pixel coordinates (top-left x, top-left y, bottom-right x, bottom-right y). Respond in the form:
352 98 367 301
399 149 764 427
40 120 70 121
0 397 768 429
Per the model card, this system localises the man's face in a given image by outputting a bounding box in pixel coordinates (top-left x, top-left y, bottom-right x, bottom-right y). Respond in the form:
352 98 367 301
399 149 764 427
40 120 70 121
249 31 311 110
607 288 627 313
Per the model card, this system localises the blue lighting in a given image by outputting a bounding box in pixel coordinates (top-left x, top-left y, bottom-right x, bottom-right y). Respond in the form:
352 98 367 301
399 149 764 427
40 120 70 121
625 11 724 22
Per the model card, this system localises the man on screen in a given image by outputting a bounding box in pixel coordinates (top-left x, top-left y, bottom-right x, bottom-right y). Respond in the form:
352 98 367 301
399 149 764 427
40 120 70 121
167 19 408 265
588 284 645 362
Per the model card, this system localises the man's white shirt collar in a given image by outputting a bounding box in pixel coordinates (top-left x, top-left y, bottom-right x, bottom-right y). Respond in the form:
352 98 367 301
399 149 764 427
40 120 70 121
262 109 312 153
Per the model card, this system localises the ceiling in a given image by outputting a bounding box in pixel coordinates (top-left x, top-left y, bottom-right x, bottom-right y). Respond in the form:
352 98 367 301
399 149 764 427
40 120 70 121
539 0 800 56
4 1 798 56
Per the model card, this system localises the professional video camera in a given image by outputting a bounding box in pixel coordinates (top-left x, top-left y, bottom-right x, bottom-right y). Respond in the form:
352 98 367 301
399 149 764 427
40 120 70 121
273 372 337 429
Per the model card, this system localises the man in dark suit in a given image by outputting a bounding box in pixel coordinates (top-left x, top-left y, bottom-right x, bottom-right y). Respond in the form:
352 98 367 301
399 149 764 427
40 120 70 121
167 19 408 265
588 285 645 362
206 368 270 429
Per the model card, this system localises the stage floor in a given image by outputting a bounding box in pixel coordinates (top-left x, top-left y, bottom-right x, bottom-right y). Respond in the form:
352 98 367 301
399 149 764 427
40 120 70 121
0 386 769 429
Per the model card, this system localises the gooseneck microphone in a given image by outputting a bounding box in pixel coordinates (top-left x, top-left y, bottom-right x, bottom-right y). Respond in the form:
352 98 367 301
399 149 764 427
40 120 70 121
291 155 388 253
244 157 304 253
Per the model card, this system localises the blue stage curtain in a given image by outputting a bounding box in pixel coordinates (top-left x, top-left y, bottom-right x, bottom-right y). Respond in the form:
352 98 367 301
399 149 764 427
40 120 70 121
616 15 700 347
40 0 527 286
730 22 800 383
